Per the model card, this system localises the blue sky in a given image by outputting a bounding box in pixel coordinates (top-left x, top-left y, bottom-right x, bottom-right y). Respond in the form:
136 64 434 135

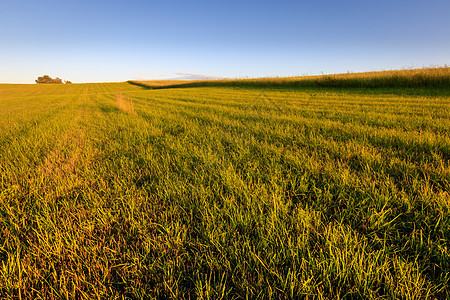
1 0 449 83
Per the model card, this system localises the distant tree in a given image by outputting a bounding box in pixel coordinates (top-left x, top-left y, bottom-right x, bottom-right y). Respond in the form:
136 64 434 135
35 75 65 84
64 80 72 84
36 75 51 84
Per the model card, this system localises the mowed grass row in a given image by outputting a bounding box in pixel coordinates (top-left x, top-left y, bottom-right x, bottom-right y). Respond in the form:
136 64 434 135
0 82 449 299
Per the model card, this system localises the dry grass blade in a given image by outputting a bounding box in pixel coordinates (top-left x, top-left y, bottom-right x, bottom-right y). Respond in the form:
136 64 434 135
115 93 135 114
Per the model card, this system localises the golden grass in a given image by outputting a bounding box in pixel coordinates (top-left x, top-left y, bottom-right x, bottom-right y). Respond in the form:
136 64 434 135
115 93 135 114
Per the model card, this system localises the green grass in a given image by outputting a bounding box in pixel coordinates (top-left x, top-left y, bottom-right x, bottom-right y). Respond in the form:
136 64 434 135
0 75 449 299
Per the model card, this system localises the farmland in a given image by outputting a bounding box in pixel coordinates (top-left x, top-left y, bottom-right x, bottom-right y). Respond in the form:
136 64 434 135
0 69 449 299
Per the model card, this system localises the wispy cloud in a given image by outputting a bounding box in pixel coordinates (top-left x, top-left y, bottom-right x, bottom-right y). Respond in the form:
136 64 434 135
173 72 224 80
131 72 224 81
132 77 153 81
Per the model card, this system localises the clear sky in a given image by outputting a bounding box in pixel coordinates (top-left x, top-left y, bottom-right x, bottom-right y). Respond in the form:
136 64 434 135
1 0 449 83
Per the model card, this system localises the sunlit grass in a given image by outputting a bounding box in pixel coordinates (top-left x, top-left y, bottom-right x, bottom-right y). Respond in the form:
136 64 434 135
134 66 450 93
0 72 449 298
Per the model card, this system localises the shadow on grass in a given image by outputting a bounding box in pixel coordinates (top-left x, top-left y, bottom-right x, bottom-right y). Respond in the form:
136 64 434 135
127 81 153 90
128 80 450 97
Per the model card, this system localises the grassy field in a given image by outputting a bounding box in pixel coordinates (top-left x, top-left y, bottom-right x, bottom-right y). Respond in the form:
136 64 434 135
0 70 449 299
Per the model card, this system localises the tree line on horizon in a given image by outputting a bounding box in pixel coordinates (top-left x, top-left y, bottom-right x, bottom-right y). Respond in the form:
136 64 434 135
35 75 71 84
